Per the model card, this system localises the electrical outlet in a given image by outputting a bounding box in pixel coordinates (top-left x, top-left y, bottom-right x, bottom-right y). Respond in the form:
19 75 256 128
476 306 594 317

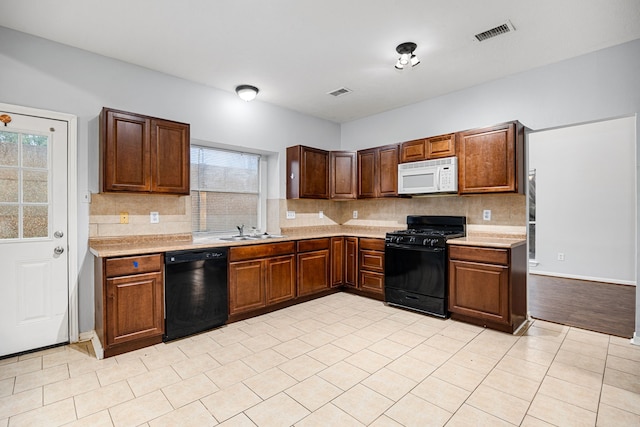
286 211 296 219
319 211 324 219
353 210 358 219
119 212 129 224
557 253 565 261
150 212 160 223
483 210 491 221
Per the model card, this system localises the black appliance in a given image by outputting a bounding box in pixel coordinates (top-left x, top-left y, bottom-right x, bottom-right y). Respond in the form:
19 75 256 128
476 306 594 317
164 248 228 341
384 215 466 318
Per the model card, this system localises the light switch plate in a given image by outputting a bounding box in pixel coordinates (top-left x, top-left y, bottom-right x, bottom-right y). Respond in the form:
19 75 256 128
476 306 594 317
286 211 296 219
150 212 160 223
319 211 324 219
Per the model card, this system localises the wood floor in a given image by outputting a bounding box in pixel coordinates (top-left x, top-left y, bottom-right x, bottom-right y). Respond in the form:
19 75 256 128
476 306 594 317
528 274 636 338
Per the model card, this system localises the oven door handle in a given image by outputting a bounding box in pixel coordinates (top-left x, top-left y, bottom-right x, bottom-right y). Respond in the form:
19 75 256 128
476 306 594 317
385 243 446 253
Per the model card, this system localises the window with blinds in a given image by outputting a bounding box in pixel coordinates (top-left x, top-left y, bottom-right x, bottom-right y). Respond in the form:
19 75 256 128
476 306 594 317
191 145 260 233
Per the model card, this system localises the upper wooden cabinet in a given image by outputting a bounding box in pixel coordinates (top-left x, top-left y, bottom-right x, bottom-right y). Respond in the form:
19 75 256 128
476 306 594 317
400 134 456 163
329 151 357 199
457 121 524 194
100 108 190 195
358 144 399 198
287 145 330 199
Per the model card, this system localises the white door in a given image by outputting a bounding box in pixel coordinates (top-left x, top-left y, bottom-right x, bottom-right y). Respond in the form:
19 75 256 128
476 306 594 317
0 110 69 357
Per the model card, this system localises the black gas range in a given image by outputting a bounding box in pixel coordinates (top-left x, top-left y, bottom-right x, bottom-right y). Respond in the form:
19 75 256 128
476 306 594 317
384 215 466 318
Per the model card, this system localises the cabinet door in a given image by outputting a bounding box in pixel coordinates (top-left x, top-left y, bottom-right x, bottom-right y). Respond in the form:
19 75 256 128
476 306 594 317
229 260 266 314
357 148 377 198
150 118 190 194
330 151 357 199
297 250 330 296
458 122 518 194
426 134 455 159
102 110 151 192
331 237 344 287
301 146 329 198
105 272 163 346
378 144 399 197
400 139 426 163
344 237 358 288
448 259 510 325
266 255 296 305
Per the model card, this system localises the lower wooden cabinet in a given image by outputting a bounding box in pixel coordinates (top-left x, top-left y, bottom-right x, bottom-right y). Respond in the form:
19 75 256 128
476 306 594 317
448 243 527 333
344 237 359 288
331 237 345 287
95 253 164 358
358 238 385 295
228 242 296 315
297 238 331 296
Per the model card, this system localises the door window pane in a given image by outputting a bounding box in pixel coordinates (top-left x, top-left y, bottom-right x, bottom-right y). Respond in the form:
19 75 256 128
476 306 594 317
0 168 18 202
23 205 48 238
22 134 48 168
23 170 48 203
0 205 18 239
0 130 50 240
0 131 19 166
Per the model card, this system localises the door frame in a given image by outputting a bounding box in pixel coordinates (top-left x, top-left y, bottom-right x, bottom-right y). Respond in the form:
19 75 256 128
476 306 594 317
0 102 79 344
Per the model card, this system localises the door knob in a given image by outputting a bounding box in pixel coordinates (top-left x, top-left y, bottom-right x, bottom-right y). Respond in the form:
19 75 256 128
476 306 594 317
54 230 64 238
54 246 65 255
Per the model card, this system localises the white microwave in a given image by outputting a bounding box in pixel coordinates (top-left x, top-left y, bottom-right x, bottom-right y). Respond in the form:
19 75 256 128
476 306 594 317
398 156 458 195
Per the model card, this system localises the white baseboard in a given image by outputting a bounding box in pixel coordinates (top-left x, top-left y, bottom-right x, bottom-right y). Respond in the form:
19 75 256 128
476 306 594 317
529 270 636 286
79 330 104 359
632 332 640 346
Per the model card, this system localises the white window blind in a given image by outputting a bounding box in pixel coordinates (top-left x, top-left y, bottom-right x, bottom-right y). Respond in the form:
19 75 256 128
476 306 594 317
191 145 260 233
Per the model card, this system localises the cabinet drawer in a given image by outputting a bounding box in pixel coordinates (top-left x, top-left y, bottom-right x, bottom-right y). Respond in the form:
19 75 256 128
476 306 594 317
360 249 384 272
229 242 295 262
448 245 508 265
359 238 385 251
105 254 163 278
297 238 331 253
360 271 384 293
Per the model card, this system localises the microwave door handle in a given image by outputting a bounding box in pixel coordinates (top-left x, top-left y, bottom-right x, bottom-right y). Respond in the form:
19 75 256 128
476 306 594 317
435 167 441 191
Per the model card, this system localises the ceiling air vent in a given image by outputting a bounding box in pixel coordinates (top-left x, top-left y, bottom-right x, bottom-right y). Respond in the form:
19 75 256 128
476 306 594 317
474 20 516 42
327 87 353 97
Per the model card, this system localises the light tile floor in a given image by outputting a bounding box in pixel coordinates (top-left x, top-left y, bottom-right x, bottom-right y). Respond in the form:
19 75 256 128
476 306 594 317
1 293 639 426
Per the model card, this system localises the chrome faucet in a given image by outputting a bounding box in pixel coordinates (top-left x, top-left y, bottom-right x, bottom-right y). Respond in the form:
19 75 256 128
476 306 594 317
236 225 244 236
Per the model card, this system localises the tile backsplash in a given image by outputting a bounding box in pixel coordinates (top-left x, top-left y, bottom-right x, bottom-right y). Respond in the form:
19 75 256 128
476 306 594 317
281 194 526 229
89 193 191 238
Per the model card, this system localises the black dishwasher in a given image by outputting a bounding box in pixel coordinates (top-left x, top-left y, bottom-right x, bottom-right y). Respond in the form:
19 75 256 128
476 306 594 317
164 248 228 341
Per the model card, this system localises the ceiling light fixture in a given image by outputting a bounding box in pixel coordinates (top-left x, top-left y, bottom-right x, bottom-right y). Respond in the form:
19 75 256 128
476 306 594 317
394 42 420 70
235 84 259 101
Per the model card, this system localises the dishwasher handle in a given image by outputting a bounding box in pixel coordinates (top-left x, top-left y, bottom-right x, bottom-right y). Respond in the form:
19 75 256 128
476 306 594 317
165 248 228 264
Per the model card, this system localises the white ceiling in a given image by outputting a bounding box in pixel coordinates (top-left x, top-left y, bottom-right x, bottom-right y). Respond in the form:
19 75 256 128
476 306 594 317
1 0 639 123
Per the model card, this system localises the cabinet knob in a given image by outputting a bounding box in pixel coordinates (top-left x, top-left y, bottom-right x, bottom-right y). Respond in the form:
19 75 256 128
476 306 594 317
290 173 295 180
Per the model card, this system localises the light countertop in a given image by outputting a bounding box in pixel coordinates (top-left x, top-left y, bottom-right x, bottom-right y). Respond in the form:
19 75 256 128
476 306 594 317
448 235 526 249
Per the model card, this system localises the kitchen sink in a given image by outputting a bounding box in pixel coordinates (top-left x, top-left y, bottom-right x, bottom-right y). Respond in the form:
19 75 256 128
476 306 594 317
217 234 286 241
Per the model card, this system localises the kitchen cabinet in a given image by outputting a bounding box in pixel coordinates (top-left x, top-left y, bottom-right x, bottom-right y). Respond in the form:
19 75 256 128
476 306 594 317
448 243 527 333
457 121 524 194
358 144 399 198
331 237 345 287
229 242 296 315
287 145 329 199
358 238 385 295
344 237 358 288
400 134 456 163
297 238 331 296
330 151 357 199
95 253 164 358
100 107 190 195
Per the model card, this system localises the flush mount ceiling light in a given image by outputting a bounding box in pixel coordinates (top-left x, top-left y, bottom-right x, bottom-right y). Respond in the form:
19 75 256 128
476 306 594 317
235 84 259 101
394 42 420 70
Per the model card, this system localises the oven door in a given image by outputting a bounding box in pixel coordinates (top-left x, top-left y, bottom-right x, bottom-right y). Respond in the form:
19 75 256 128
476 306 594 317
384 242 448 317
